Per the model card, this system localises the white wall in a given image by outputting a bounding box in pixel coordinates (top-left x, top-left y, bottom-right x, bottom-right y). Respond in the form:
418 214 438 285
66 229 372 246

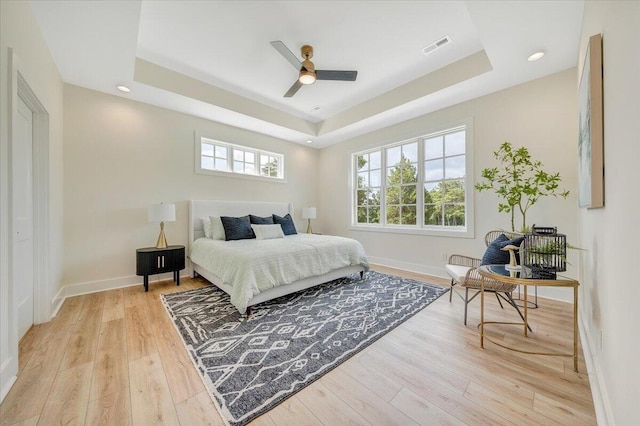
0 0 64 401
319 68 579 301
63 85 319 290
577 2 640 424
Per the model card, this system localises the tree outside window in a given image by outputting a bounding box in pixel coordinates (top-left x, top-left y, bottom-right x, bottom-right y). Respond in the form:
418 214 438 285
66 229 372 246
260 155 279 178
386 144 418 225
356 151 381 224
353 126 468 231
424 131 466 228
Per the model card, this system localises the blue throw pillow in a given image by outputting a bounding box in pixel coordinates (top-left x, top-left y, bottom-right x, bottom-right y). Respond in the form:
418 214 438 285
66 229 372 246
249 214 274 225
272 213 297 235
481 234 525 265
220 215 255 241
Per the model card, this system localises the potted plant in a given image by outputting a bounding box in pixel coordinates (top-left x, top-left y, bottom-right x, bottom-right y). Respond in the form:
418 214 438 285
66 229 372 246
475 142 570 232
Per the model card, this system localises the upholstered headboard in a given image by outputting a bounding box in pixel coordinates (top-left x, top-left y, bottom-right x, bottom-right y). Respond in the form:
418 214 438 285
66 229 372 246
188 200 293 249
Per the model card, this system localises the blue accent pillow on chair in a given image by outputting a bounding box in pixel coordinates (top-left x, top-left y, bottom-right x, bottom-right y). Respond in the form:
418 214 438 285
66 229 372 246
272 213 297 235
481 234 525 265
220 215 255 241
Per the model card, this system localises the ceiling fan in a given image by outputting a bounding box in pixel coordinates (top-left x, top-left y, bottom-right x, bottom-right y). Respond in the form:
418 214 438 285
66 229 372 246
270 40 358 97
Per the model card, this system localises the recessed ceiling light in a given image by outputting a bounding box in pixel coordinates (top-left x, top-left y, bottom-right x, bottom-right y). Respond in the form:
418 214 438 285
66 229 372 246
306 140 313 144
527 51 545 62
116 85 131 93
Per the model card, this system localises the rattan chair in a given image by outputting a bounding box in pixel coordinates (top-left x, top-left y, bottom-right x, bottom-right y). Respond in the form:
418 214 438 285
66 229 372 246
446 231 529 327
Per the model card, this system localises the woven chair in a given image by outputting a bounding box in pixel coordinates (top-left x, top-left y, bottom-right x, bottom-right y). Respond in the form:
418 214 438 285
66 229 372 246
446 230 529 327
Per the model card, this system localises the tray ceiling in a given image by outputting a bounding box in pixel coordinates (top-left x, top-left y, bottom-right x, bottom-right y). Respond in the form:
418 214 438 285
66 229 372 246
30 1 584 148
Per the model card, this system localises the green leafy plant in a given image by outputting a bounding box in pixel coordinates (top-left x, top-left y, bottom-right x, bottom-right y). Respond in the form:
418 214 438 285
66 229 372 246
475 142 569 232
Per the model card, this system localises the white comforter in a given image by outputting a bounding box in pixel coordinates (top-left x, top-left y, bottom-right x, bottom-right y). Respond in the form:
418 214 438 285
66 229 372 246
189 233 369 313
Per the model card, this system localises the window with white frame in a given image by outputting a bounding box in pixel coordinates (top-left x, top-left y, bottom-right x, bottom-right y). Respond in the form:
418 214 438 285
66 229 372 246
423 129 466 227
356 151 382 224
197 136 284 180
353 124 472 236
200 141 228 172
233 149 256 174
260 153 280 178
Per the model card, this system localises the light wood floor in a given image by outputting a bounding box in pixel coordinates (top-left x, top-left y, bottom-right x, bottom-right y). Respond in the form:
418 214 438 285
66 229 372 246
0 265 596 425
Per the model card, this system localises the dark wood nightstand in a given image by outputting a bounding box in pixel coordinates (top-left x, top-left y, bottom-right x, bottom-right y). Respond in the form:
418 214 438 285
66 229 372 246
136 245 185 291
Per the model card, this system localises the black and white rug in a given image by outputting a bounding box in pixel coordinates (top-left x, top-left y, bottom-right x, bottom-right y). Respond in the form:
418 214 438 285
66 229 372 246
161 271 447 426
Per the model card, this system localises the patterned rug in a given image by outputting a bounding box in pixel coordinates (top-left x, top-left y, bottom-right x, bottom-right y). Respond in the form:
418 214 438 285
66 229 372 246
161 271 447 425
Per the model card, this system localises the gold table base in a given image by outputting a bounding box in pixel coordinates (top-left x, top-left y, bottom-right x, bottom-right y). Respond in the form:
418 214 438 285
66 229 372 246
479 321 577 358
478 265 579 373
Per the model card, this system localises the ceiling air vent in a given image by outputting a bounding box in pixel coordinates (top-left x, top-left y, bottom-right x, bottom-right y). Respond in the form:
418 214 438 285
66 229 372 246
422 35 452 56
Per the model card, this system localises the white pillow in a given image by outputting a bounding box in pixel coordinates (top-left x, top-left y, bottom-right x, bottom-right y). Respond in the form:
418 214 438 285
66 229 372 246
201 217 213 238
209 216 226 240
251 224 285 240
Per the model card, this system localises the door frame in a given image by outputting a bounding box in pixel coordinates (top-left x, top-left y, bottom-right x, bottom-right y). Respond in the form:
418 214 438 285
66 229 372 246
7 49 50 358
14 69 50 326
1 48 51 402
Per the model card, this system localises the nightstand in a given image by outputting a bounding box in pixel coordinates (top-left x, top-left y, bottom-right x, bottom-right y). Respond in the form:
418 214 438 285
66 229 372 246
136 245 185 291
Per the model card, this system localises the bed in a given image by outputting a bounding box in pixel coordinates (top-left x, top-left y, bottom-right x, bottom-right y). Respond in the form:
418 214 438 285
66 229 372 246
188 200 369 313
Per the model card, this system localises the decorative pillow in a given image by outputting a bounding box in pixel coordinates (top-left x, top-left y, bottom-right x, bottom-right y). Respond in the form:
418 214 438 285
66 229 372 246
251 224 285 240
249 214 275 225
200 217 212 238
481 234 525 265
272 213 297 235
209 216 226 240
220 215 255 241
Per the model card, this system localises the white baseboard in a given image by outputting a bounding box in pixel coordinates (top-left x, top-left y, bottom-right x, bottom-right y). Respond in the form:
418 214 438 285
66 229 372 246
368 256 448 279
0 358 17 403
51 286 66 318
368 256 574 303
50 272 189 318
579 314 615 425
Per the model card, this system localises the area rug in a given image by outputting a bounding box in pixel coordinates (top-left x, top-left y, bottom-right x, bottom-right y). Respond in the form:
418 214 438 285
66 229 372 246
161 271 447 425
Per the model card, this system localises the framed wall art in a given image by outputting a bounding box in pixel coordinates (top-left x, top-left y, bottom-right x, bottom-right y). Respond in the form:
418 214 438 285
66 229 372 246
578 33 604 208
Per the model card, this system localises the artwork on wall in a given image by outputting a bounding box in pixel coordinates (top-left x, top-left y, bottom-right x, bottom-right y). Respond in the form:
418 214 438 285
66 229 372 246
578 34 604 208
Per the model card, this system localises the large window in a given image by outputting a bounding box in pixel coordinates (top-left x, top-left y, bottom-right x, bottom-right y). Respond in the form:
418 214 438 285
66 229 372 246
424 130 466 227
353 124 473 236
197 136 284 180
356 151 381 224
386 141 418 225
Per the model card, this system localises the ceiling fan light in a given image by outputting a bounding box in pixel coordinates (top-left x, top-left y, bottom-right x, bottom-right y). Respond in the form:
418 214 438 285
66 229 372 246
299 70 316 85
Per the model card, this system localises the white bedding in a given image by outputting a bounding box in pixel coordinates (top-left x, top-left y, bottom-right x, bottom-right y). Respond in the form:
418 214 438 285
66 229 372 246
189 233 370 313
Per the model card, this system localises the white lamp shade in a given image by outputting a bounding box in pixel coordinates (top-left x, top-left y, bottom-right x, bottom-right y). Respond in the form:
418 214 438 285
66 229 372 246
148 203 176 222
302 207 317 219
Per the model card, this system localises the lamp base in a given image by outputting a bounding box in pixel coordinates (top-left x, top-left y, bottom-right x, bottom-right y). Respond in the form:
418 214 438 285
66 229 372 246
155 221 168 248
306 219 313 234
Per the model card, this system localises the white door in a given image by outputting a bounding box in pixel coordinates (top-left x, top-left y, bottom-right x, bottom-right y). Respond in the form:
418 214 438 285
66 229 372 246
13 97 34 340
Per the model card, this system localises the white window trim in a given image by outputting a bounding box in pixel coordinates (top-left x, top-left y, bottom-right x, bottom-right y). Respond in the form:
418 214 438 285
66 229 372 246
349 119 475 238
195 133 287 183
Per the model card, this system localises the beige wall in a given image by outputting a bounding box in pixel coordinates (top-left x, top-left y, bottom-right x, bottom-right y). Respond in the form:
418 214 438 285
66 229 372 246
318 68 579 301
578 2 640 424
63 85 319 288
0 0 64 399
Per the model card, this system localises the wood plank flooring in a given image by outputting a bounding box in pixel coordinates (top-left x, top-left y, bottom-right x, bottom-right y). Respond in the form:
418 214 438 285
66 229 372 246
0 265 597 425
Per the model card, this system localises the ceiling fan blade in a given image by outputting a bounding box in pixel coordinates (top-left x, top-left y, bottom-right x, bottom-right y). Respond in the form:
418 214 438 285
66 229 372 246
316 70 358 81
284 80 303 97
270 41 303 70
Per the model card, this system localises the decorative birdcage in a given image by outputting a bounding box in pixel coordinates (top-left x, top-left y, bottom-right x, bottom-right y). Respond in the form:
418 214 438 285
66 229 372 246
522 225 567 279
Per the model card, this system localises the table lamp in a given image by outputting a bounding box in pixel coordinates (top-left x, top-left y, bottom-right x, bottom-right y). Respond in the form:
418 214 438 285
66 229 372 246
148 203 175 248
302 207 316 234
